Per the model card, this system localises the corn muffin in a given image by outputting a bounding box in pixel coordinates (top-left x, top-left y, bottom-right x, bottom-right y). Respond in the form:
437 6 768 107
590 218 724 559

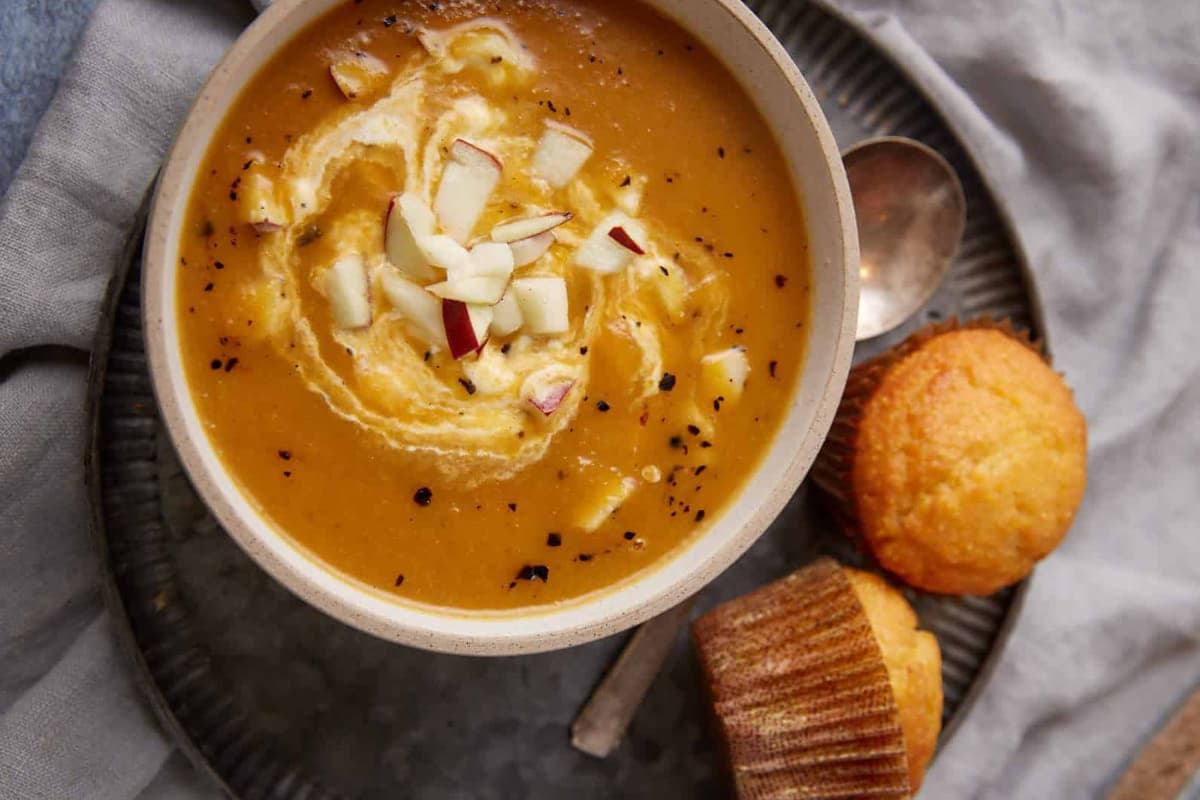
845 569 943 792
692 558 943 799
815 321 1087 595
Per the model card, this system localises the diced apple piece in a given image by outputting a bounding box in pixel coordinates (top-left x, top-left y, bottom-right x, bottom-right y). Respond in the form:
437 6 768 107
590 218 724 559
613 178 644 216
576 475 638 532
442 299 493 359
652 262 688 320
509 231 555 267
466 241 515 279
521 368 574 415
426 275 508 305
324 255 371 329
490 212 573 243
490 290 523 336
512 277 569 334
241 173 288 232
574 212 647 274
434 139 502 243
379 270 445 347
701 347 750 403
532 122 593 188
416 234 471 273
329 53 389 100
386 194 438 282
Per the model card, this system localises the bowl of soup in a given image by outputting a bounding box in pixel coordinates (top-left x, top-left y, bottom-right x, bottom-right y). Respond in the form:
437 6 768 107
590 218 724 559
143 0 858 654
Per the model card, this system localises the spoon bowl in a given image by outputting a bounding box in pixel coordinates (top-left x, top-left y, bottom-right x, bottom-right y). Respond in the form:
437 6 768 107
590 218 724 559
844 137 966 340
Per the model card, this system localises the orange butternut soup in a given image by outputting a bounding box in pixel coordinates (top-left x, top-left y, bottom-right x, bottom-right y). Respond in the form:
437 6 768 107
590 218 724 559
178 0 810 610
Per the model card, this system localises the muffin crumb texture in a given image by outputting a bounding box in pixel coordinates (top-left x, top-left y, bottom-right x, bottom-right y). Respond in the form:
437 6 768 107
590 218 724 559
854 328 1087 595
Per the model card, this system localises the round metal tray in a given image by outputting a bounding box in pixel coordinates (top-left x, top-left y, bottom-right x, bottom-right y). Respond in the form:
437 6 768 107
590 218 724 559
87 2 1041 797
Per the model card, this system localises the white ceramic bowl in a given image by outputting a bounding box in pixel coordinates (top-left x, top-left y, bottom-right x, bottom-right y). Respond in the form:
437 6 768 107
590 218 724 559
143 0 858 655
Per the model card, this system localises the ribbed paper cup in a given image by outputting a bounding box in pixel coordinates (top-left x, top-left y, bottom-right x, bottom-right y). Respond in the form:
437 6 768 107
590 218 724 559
692 558 911 799
810 317 1046 541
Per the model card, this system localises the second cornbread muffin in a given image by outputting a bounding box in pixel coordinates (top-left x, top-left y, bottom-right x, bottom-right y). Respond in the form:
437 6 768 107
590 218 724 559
845 569 943 792
816 321 1087 595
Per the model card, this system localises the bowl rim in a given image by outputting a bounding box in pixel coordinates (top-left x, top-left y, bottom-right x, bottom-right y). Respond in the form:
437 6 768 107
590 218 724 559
142 0 859 655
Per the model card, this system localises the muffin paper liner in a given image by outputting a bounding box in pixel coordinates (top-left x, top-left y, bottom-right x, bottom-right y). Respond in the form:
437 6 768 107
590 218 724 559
810 317 1046 544
692 558 912 799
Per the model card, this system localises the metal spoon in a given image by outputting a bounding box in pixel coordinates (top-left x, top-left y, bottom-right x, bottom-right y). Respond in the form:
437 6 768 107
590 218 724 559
844 136 966 340
571 137 966 758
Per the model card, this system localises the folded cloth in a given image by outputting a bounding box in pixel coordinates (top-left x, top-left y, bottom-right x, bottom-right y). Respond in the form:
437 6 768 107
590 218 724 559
0 0 1197 798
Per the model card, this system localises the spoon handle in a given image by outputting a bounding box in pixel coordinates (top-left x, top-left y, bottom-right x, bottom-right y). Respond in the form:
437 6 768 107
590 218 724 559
570 597 697 758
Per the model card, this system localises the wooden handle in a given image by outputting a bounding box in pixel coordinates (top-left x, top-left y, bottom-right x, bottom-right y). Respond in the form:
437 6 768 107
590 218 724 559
1108 685 1200 800
570 598 697 758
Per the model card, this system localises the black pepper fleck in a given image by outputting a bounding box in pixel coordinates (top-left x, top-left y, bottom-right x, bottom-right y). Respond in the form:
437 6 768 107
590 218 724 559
394 574 405 586
547 533 562 547
210 359 222 370
577 553 593 562
283 470 292 478
413 487 433 506
458 377 477 395
700 440 712 448
501 343 512 354
687 425 700 435
297 224 322 246
775 274 787 288
579 346 589 355
301 89 312 99
718 147 725 158
624 531 636 540
223 357 239 372
659 266 669 276
695 510 706 522
508 503 517 511
596 400 610 412
669 436 683 449
619 175 631 187
769 360 778 378
278 450 291 460
659 373 676 391
516 564 549 582
204 282 214 292
694 465 707 476
383 14 397 26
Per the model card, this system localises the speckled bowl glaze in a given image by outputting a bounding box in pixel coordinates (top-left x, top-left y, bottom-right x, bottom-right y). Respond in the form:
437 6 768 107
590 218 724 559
143 0 858 656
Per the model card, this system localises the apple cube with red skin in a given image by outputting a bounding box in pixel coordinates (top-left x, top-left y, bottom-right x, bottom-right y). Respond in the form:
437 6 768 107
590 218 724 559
524 377 574 415
442 299 493 359
385 194 439 282
575 212 647 273
434 139 502 243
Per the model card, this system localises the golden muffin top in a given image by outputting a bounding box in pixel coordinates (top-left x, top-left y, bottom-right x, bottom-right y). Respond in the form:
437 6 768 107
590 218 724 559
845 568 943 793
853 328 1087 595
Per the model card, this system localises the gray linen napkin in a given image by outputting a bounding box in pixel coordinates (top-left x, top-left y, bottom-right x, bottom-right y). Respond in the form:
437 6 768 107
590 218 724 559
1 0 1198 798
